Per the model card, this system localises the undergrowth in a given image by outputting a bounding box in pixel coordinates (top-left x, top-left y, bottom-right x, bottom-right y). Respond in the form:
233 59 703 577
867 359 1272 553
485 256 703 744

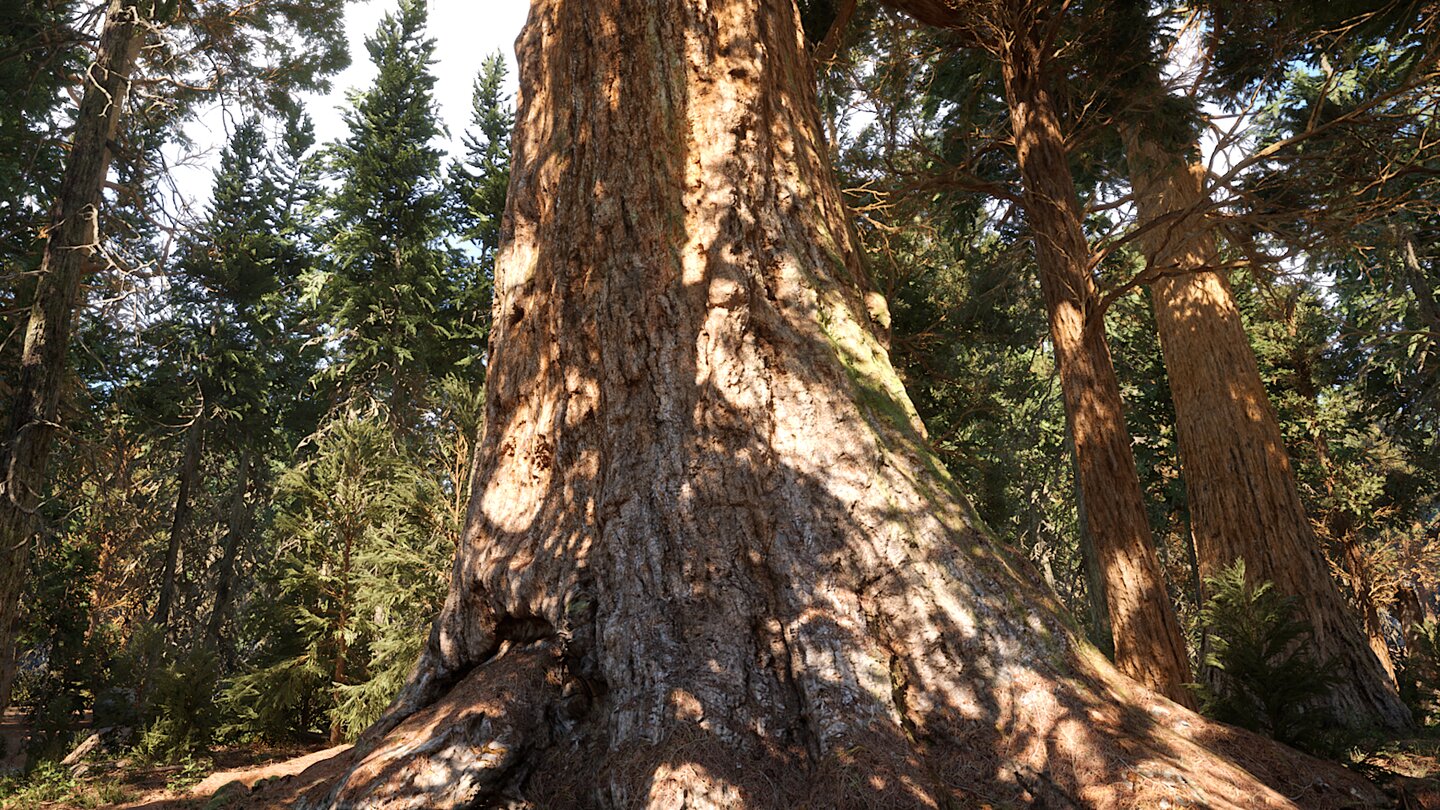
1194 559 1348 755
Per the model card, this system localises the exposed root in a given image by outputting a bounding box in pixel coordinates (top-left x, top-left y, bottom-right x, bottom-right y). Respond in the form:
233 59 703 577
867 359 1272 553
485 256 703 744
312 641 565 809
1084 657 1386 809
238 641 1390 809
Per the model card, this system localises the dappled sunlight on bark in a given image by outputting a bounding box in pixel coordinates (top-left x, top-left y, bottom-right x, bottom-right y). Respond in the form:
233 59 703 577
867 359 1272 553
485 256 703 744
262 1 1393 807
1126 131 1411 730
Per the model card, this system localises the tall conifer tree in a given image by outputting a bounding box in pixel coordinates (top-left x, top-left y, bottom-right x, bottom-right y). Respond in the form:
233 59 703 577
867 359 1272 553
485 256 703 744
315 0 480 421
450 53 513 272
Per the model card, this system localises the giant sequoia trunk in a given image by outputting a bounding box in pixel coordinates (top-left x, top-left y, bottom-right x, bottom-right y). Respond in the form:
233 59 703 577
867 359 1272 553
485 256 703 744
302 2 1383 807
1124 133 1412 730
992 10 1193 707
0 0 144 713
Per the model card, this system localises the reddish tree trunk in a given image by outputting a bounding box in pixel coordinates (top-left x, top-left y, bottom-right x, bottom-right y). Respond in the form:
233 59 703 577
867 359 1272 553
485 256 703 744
0 0 145 713
994 9 1194 708
300 2 1384 807
1125 133 1412 730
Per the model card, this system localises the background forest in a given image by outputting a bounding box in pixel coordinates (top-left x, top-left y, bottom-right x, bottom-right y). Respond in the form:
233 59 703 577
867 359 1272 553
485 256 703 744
0 0 1438 805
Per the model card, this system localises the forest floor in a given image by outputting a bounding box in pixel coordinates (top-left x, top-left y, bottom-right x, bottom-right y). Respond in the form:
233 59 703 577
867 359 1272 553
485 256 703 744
0 737 346 810
0 726 1438 808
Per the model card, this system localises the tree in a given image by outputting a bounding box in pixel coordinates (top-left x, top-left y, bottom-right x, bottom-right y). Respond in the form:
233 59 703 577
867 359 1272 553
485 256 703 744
314 0 482 422
1221 2 1440 697
1124 133 1411 728
0 0 149 716
288 2 1377 807
862 0 1195 705
449 52 514 271
0 0 86 382
233 409 448 744
197 113 329 650
0 0 348 715
1100 0 1417 729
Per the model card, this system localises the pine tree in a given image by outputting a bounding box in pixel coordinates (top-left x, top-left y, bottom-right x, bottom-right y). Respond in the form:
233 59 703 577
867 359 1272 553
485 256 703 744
1197 560 1344 751
449 52 513 270
313 0 479 422
0 0 349 715
225 407 448 744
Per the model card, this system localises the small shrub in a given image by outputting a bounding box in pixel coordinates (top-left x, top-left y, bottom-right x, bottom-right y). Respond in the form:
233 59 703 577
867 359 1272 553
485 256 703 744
1194 559 1343 752
67 779 134 810
134 646 222 761
164 754 215 793
0 760 77 806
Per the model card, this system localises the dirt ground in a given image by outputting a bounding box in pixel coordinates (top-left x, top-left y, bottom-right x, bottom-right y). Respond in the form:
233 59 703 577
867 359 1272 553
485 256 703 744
2 728 1438 809
0 739 341 810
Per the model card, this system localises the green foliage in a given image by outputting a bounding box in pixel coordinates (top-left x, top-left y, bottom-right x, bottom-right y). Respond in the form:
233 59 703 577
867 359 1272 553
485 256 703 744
219 651 329 743
163 754 216 793
133 647 222 761
0 0 82 288
1195 560 1343 751
225 406 451 742
449 52 512 269
0 760 77 807
14 531 112 761
312 0 484 410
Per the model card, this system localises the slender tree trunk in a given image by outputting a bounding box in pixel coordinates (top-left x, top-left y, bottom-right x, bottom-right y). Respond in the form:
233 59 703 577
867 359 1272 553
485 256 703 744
1400 230 1440 333
205 448 253 647
1067 411 1114 657
1398 580 1438 633
153 413 203 629
994 9 1194 708
293 3 1382 808
0 0 145 713
1123 131 1412 729
329 520 355 745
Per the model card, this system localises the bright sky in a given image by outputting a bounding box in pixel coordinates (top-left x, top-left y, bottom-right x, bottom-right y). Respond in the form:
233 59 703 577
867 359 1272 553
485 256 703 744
168 0 530 213
305 0 530 150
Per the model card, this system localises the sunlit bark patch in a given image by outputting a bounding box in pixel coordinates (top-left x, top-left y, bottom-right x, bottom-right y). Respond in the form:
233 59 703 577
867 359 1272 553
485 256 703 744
295 1 1392 807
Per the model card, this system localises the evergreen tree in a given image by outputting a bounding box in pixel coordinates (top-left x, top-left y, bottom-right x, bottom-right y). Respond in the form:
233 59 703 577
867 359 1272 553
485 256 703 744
0 0 85 372
313 0 481 420
0 0 350 715
224 407 449 744
1197 560 1344 751
449 52 513 270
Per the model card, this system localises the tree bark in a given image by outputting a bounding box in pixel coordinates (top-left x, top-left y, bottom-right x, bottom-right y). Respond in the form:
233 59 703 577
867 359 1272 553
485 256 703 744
1123 132 1412 730
1400 230 1440 333
1066 409 1114 657
1398 578 1438 680
0 0 145 714
1338 529 1398 683
308 2 1384 807
994 8 1194 708
205 448 253 648
153 413 204 630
